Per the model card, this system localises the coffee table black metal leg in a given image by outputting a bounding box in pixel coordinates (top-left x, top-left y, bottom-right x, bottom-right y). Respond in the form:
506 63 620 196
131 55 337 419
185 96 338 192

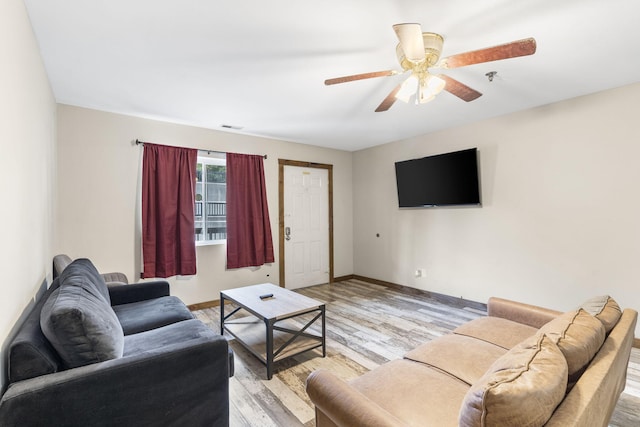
266 318 275 380
219 295 225 335
321 305 326 357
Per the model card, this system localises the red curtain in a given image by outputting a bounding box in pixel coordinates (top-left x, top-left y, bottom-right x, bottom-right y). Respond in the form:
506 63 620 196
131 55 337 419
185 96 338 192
142 143 198 278
226 153 274 269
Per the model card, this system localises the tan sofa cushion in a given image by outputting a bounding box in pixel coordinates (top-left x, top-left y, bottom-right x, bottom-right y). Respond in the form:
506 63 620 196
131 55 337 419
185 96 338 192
459 334 568 427
350 359 470 427
453 316 538 349
579 295 622 334
404 334 507 385
538 309 605 383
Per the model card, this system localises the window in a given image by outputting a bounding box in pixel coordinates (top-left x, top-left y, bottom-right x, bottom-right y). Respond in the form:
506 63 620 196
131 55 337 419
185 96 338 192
195 155 226 245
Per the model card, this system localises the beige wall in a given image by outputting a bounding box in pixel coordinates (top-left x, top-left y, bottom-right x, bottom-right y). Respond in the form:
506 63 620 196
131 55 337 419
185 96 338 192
5 0 638 387
0 0 56 389
56 105 354 305
354 83 640 337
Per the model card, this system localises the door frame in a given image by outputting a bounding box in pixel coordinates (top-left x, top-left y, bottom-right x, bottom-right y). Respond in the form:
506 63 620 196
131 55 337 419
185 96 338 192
278 159 334 288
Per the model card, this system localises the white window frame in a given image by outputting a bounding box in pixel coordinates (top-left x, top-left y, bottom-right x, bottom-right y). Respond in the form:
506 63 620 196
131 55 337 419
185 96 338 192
195 155 227 246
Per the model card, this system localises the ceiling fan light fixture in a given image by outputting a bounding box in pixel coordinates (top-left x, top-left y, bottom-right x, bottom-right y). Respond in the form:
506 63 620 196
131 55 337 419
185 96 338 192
416 74 445 104
396 74 418 103
418 91 435 104
424 74 446 95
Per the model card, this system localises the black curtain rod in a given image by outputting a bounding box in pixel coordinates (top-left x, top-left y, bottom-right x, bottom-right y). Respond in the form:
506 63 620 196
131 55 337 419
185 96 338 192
135 139 267 159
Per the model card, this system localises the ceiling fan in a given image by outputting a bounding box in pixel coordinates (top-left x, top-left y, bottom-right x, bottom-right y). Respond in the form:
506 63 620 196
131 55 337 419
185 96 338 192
325 23 536 112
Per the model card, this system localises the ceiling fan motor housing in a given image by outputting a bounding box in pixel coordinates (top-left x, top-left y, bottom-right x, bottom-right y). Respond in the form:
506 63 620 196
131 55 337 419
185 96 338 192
397 32 444 70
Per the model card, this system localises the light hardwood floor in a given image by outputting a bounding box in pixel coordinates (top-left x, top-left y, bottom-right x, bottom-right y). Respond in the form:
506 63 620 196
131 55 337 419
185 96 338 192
193 279 640 427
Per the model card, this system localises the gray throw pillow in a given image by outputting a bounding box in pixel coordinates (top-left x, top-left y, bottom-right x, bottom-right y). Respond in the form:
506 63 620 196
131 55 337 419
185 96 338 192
40 286 124 368
58 258 111 305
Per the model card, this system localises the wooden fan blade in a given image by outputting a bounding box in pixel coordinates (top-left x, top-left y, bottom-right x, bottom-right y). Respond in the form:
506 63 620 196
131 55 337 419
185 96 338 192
375 84 402 112
439 75 482 102
437 37 536 69
325 70 398 85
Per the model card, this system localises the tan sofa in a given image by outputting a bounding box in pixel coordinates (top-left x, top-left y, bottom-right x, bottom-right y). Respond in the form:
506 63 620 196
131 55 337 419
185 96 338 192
306 296 637 427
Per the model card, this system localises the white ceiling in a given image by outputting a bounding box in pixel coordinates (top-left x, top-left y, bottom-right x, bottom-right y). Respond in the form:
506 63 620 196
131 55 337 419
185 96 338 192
24 0 640 152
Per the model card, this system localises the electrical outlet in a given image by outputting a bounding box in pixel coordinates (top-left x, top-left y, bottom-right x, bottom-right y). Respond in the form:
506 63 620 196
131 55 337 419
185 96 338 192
414 269 421 278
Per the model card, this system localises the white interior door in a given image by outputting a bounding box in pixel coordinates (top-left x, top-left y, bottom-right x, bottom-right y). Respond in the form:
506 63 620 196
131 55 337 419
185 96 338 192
284 165 329 289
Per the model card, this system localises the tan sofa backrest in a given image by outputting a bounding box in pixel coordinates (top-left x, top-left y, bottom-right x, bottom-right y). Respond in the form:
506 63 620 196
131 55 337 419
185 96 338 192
488 297 562 328
545 308 637 427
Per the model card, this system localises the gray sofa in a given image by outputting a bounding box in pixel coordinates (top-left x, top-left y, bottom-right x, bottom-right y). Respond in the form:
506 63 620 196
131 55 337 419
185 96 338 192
0 258 233 426
53 253 130 285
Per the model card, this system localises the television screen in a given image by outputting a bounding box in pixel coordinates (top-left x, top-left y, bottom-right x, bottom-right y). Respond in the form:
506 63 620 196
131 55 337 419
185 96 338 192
395 148 481 208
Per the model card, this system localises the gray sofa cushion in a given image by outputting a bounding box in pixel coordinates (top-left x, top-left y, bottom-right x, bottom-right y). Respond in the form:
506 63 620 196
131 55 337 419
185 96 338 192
123 318 218 356
40 285 124 368
57 258 111 304
113 295 194 335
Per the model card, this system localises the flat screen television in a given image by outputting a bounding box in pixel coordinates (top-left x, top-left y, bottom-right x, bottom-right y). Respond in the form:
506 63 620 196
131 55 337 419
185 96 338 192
395 148 481 208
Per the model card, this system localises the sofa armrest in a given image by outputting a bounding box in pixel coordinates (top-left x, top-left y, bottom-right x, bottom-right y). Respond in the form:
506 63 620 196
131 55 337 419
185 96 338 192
545 308 637 427
108 280 170 305
100 271 129 284
0 333 230 426
306 370 409 427
488 297 562 329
